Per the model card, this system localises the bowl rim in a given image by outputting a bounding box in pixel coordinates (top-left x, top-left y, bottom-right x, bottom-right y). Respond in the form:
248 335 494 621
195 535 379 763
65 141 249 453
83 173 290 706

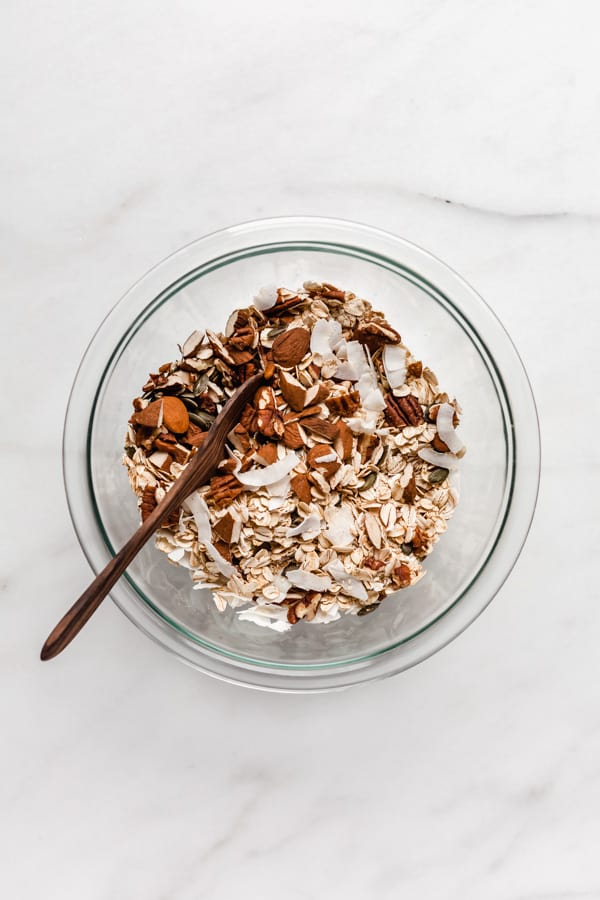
63 215 540 691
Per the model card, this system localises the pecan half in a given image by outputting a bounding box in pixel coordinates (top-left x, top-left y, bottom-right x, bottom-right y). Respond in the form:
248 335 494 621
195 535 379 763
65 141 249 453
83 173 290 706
183 422 207 449
263 294 305 317
325 390 360 416
140 485 179 526
208 473 244 507
363 557 385 571
384 394 424 427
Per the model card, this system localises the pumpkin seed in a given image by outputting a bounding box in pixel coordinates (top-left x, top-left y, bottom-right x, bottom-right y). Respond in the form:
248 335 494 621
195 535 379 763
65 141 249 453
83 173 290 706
181 396 200 412
400 542 413 555
193 373 211 396
189 410 215 428
428 467 449 484
267 325 287 339
358 471 378 492
357 603 380 617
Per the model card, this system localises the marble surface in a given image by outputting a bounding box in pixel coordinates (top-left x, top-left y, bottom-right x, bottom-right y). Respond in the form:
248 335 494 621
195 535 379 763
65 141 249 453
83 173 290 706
2 1 600 897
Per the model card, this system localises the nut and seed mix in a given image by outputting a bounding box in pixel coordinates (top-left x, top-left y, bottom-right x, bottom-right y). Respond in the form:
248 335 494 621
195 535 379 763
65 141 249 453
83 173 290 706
123 283 464 631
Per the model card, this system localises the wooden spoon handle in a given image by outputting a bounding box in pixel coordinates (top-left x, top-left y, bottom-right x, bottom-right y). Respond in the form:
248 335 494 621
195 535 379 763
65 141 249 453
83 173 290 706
41 372 263 661
40 488 183 660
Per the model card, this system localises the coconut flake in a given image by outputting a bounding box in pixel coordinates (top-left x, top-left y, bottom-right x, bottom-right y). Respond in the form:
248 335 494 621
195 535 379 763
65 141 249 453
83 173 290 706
311 602 341 624
324 560 368 601
323 504 355 547
168 547 186 562
286 513 322 538
184 492 236 578
286 569 334 592
312 450 337 465
237 604 292 632
185 492 212 543
310 318 343 358
204 542 237 578
346 408 380 434
235 452 299 489
418 447 460 470
252 284 279 311
436 402 464 454
266 474 292 498
383 345 407 389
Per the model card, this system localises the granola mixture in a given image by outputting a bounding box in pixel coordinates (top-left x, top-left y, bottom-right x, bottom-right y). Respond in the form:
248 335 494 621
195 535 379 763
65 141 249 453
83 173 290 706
123 282 464 631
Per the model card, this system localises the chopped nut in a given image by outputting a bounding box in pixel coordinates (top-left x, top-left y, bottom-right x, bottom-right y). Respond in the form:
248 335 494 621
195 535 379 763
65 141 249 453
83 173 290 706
213 512 235 543
334 421 354 461
255 443 278 465
290 473 312 504
278 371 307 411
301 416 339 442
306 443 340 476
325 390 360 416
282 422 305 450
354 321 401 351
403 475 417 504
407 360 423 378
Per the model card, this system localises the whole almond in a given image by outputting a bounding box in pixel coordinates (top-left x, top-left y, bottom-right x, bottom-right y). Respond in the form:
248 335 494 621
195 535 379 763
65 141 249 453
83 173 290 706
271 327 310 367
162 396 190 434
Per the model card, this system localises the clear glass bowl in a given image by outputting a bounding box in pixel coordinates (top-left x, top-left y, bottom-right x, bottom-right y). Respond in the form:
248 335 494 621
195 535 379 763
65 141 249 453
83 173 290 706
63 217 540 691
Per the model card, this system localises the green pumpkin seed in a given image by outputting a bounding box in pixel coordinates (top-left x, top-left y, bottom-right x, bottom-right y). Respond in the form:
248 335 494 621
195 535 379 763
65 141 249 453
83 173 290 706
400 543 413 555
193 373 211 396
357 603 380 617
428 467 449 484
358 472 378 492
189 411 215 428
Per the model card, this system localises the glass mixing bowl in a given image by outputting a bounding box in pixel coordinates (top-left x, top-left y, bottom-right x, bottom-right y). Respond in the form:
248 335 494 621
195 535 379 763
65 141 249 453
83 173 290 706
63 217 540 691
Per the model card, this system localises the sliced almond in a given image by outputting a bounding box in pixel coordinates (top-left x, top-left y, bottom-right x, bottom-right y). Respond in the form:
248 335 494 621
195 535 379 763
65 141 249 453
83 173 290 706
365 513 383 549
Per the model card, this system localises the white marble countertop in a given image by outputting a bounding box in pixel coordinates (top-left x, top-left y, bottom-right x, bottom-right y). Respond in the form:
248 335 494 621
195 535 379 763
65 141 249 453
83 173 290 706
3 1 600 897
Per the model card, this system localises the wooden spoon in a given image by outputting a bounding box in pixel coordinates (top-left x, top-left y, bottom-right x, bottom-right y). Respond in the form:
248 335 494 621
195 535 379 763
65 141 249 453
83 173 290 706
41 371 263 661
